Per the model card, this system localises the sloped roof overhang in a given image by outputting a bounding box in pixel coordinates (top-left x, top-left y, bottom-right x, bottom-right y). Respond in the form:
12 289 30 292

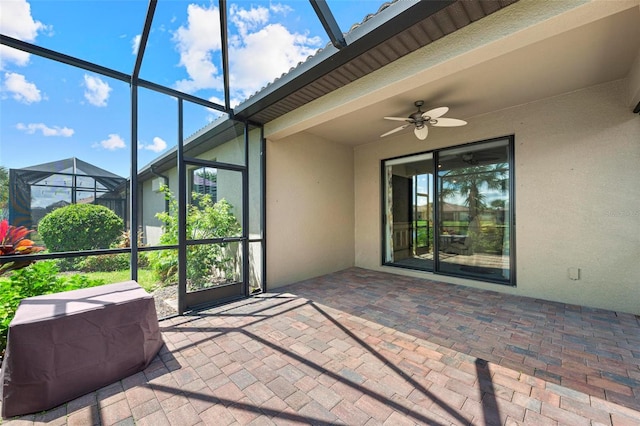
233 0 518 125
137 0 519 178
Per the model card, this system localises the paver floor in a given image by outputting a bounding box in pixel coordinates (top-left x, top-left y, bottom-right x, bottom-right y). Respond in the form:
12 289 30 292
3 268 639 425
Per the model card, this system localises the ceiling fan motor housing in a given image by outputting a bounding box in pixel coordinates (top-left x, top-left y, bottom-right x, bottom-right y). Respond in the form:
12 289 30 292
410 111 425 123
380 100 466 139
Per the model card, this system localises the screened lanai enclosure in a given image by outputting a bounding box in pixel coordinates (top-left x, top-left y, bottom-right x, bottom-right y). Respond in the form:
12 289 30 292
9 157 127 230
1 0 495 314
0 0 276 316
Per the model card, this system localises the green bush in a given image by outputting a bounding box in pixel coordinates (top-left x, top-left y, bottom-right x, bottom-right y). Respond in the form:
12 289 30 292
149 188 240 288
76 253 130 272
470 225 505 254
0 261 104 354
38 204 123 252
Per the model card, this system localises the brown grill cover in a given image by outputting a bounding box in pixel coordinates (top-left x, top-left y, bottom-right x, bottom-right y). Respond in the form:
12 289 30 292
0 280 163 418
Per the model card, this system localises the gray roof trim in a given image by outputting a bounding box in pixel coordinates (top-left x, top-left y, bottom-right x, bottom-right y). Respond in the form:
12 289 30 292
15 157 124 179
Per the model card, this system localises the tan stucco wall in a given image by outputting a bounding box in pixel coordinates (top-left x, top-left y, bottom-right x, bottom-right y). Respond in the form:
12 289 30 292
140 168 178 246
629 49 640 108
266 133 355 288
354 79 640 314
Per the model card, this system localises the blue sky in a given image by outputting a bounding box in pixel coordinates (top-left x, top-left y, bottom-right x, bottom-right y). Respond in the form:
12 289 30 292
0 0 383 178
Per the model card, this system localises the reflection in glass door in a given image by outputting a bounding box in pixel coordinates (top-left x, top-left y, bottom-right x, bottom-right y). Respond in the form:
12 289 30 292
383 153 435 270
413 174 433 257
437 139 511 282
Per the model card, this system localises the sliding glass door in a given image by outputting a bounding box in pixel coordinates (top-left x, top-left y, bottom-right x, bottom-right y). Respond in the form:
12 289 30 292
437 139 512 282
382 136 514 285
383 153 435 270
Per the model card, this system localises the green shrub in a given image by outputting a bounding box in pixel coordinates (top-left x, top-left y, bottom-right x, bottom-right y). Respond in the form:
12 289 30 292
149 188 240 288
0 261 104 354
470 226 505 255
76 253 130 272
38 204 123 252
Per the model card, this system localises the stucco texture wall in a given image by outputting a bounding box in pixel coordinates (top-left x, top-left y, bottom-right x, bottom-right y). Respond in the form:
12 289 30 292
266 132 355 288
354 79 640 314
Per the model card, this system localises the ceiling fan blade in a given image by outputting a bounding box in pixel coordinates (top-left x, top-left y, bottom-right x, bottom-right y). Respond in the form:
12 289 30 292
380 124 410 137
431 118 467 127
422 107 448 119
414 125 429 140
384 116 411 122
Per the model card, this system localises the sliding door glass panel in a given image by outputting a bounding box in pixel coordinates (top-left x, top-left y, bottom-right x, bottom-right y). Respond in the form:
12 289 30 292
383 153 435 271
437 139 511 282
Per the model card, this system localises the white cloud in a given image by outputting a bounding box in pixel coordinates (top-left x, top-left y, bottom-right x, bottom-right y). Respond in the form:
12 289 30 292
269 3 293 16
16 122 74 137
228 21 321 100
0 0 50 68
94 134 126 150
132 34 141 55
139 136 167 153
2 72 43 103
173 4 223 93
172 3 322 101
83 74 112 107
230 4 270 37
0 46 31 69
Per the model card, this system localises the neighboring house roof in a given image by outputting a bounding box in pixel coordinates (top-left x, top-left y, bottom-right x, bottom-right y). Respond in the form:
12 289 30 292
14 157 123 180
441 202 468 213
11 157 126 191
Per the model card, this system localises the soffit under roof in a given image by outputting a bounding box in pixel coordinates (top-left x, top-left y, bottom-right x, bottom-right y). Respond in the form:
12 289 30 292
267 1 640 146
234 0 518 125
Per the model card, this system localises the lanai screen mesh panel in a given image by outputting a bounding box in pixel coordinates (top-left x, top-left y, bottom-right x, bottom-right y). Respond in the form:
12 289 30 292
8 158 127 230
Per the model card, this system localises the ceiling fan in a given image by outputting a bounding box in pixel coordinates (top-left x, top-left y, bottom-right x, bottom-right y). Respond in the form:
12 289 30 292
380 100 467 140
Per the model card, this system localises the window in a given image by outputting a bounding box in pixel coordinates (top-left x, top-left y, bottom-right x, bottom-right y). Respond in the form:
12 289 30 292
382 136 514 285
191 167 217 202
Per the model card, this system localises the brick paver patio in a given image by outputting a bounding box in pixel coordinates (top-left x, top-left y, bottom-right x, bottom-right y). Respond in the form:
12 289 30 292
3 268 639 425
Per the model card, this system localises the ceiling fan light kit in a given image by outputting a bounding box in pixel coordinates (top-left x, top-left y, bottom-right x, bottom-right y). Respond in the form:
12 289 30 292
381 100 467 140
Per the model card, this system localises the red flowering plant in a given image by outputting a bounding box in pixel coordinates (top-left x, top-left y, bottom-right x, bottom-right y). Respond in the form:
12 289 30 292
0 219 45 276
